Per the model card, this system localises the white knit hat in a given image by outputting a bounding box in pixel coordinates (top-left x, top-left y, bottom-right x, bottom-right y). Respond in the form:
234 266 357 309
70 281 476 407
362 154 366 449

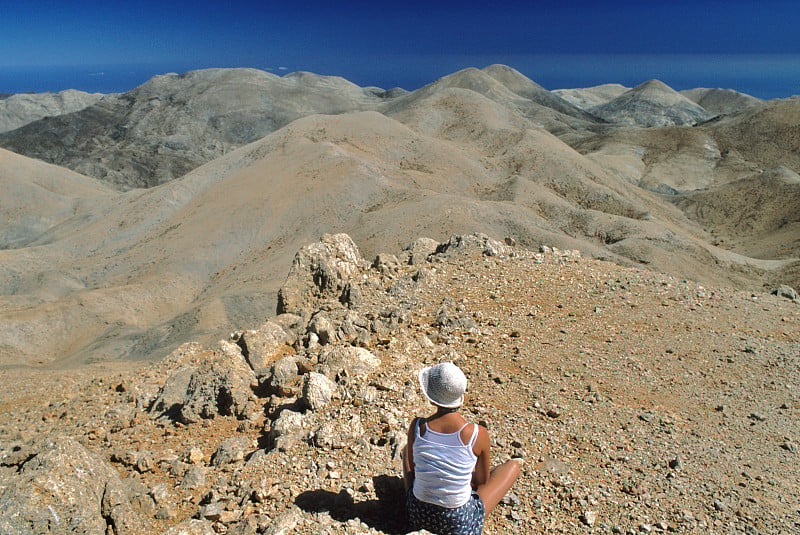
418 362 467 408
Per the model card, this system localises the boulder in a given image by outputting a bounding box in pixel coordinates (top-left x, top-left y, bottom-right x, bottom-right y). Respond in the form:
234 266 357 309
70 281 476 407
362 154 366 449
308 314 336 345
0 436 147 535
317 345 381 381
373 253 400 274
302 372 338 411
266 355 302 396
772 285 798 302
313 414 364 449
277 233 366 314
149 348 256 424
401 237 440 265
434 233 512 258
238 321 292 377
269 410 314 451
212 436 253 467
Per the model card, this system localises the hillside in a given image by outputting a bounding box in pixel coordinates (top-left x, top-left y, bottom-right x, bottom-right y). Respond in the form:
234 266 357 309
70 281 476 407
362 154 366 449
1 235 798 534
679 87 762 116
590 80 712 127
552 84 629 111
0 69 387 189
0 66 797 370
0 89 103 133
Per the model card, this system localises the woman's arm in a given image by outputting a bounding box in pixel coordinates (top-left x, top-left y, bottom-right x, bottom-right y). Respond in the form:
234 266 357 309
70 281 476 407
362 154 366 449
403 417 418 490
471 424 491 490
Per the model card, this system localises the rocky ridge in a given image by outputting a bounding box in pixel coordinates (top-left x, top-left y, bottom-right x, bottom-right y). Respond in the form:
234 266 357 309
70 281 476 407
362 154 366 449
0 89 104 134
1 233 798 534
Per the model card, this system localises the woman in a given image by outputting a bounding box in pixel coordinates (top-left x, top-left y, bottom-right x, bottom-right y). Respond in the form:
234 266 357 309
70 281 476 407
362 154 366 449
403 362 521 535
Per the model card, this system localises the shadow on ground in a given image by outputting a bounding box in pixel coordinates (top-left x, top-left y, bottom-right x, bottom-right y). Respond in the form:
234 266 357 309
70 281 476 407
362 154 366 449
296 474 407 534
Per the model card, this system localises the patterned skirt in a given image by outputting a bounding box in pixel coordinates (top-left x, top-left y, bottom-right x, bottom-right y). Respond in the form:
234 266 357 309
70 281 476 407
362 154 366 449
406 488 485 535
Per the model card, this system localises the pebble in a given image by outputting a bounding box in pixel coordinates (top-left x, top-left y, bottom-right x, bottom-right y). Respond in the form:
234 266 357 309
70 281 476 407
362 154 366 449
580 510 597 526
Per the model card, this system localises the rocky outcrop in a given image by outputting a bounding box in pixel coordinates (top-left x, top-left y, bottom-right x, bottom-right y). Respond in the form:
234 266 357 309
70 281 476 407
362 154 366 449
0 436 147 534
276 233 368 315
148 343 258 424
0 89 104 134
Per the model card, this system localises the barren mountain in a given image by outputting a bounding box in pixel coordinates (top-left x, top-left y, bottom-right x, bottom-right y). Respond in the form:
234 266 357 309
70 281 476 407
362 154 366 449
680 87 762 116
0 69 387 189
590 80 713 127
552 83 630 111
0 89 103 134
0 66 797 371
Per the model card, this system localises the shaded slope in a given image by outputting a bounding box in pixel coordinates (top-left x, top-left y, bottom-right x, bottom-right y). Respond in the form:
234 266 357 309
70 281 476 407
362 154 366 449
0 68 385 189
708 98 800 172
480 64 599 121
0 89 104 134
381 67 599 137
680 87 762 115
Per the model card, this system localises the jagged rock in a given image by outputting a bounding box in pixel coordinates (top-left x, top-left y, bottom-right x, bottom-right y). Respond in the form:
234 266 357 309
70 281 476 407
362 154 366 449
340 282 363 308
149 482 171 506
772 285 798 302
435 300 478 332
267 355 302 396
103 478 148 534
317 345 381 381
262 506 303 535
373 253 401 274
435 233 512 258
0 436 146 535
277 233 366 315
149 348 256 424
212 436 253 467
269 410 314 451
180 466 207 489
186 447 205 464
313 414 363 449
302 372 338 411
401 237 440 265
226 516 259 535
238 321 292 377
308 314 336 345
271 313 304 340
148 366 196 417
339 310 372 346
161 518 216 535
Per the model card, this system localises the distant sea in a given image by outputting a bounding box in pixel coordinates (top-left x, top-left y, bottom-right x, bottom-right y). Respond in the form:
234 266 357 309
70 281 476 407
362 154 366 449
1 55 798 100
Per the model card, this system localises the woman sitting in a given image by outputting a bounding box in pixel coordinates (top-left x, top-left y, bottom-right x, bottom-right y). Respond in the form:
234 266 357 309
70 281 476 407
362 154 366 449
403 362 521 535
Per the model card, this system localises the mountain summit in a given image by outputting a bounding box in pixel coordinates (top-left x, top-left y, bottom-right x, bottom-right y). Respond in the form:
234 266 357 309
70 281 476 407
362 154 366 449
591 79 713 127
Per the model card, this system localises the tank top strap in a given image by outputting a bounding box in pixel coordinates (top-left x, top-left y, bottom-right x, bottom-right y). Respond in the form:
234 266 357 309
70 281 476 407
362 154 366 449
468 422 479 447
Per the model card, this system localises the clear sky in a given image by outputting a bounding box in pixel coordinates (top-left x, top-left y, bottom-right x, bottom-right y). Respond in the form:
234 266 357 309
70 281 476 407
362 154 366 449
1 1 798 97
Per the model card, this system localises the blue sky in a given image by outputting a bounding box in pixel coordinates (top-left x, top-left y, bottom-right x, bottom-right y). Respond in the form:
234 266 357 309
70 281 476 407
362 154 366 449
1 1 798 96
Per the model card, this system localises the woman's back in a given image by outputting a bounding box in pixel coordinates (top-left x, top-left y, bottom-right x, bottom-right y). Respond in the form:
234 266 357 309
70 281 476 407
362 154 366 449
412 419 478 508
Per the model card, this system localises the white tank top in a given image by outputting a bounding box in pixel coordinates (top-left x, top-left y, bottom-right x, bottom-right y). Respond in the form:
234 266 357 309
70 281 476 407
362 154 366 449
412 418 479 508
